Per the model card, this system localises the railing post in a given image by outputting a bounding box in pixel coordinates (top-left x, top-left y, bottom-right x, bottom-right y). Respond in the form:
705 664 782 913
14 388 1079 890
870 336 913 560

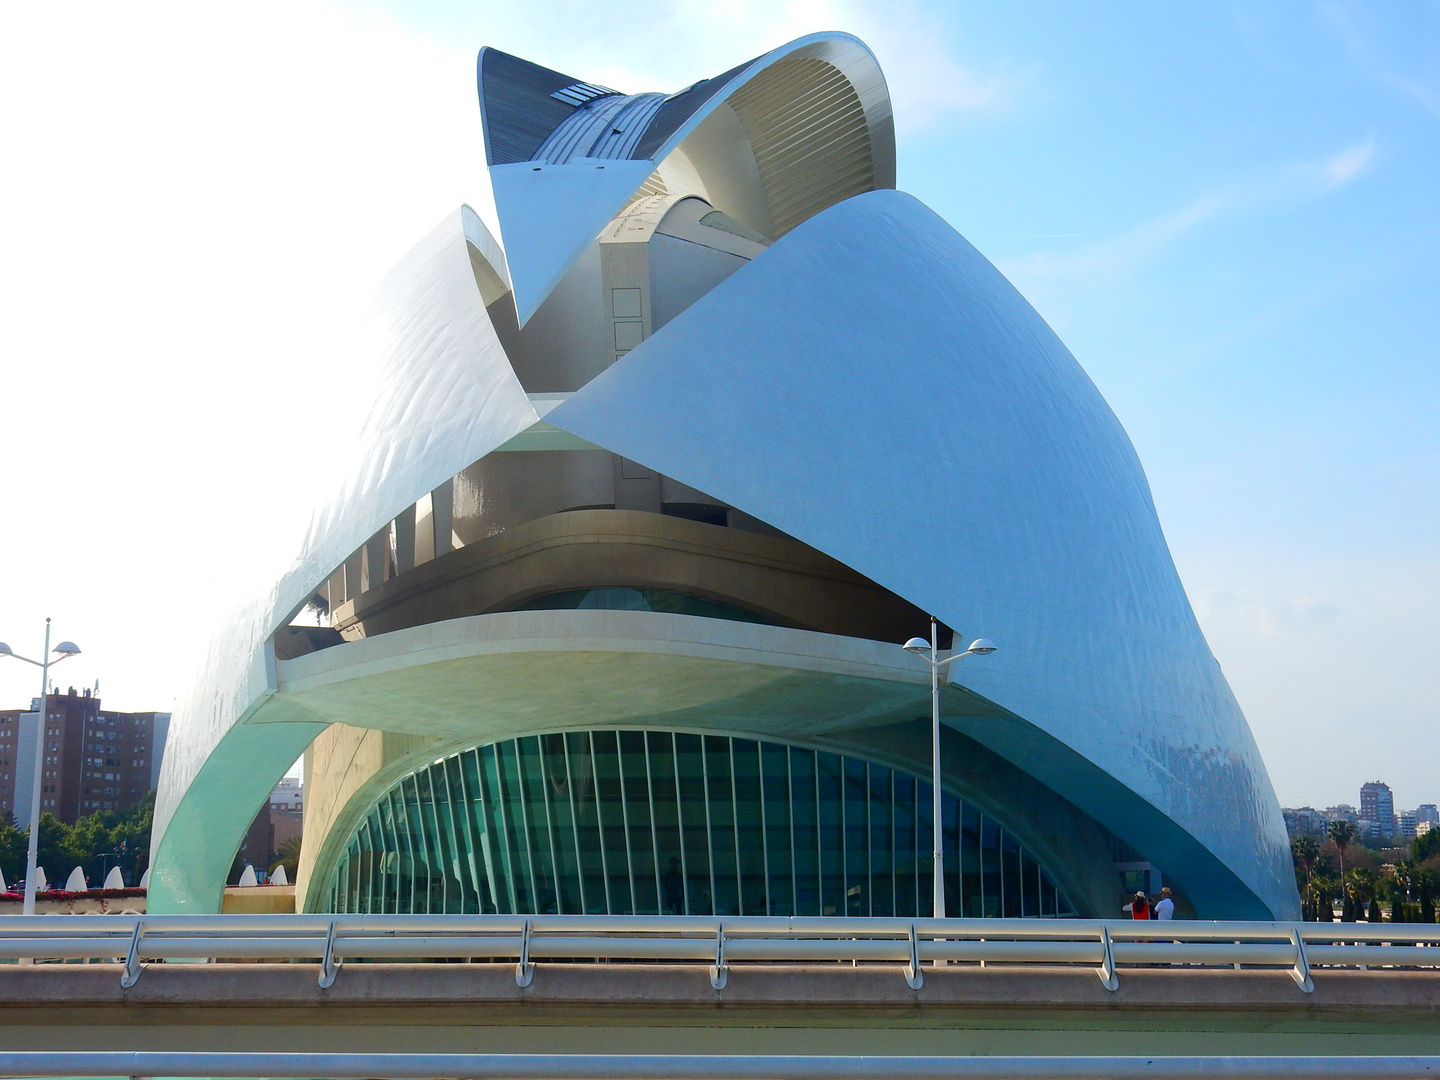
1290 926 1314 993
119 919 145 989
1097 924 1118 991
516 919 534 988
318 919 340 989
904 922 923 990
709 923 727 990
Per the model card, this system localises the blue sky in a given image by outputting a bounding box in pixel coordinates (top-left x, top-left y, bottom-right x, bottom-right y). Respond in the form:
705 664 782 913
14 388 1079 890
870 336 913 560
0 1 1434 809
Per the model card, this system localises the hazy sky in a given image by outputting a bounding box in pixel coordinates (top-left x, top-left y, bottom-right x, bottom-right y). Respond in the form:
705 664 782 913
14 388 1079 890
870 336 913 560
0 2 1434 809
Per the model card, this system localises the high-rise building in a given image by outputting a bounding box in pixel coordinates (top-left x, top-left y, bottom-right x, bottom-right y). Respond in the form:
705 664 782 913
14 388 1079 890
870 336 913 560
0 688 169 824
1359 782 1396 841
1398 804 1436 840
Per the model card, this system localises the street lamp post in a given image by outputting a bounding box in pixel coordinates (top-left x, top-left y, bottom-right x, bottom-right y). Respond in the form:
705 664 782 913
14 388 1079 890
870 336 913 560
902 617 996 920
0 619 82 915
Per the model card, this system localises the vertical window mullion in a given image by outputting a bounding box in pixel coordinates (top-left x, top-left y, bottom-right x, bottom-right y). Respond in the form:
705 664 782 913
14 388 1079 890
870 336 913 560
617 732 637 913
589 732 613 915
757 741 770 916
645 734 663 911
788 745 798 916
701 738 716 915
729 739 743 914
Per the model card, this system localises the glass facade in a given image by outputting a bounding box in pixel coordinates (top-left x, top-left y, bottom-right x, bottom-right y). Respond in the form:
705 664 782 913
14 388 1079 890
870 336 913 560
321 730 1077 919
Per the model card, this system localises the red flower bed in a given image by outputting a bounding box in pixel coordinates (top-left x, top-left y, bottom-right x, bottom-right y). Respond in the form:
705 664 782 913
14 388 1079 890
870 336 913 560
0 888 147 901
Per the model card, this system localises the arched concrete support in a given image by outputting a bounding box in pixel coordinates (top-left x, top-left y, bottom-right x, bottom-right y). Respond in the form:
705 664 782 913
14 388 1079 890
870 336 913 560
152 206 537 908
148 720 326 913
259 609 1272 919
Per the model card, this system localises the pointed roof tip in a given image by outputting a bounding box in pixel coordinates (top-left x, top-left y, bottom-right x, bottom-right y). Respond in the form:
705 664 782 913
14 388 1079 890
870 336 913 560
476 46 592 167
492 158 657 325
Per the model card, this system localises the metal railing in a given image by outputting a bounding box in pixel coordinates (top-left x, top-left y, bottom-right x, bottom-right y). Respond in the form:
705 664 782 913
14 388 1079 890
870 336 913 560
0 914 1435 993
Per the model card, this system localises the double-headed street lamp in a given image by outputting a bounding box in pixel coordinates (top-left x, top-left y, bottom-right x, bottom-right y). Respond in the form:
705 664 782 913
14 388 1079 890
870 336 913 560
902 616 996 920
0 619 82 915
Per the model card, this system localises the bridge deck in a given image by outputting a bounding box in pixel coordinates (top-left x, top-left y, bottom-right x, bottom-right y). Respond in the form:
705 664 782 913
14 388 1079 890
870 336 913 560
1 963 1436 1056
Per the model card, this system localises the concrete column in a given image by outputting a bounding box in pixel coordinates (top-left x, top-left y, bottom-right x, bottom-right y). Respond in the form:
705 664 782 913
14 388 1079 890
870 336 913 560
432 479 455 555
365 529 389 590
394 505 416 576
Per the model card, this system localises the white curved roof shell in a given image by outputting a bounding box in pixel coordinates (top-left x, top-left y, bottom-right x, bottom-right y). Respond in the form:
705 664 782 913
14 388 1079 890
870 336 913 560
150 34 1297 921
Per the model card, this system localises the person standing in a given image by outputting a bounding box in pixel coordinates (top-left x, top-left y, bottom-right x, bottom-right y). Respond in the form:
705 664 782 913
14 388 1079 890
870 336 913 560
1155 886 1175 920
1122 890 1151 919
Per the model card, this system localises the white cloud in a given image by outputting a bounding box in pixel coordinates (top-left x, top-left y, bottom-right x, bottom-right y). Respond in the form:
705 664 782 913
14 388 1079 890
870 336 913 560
1319 1 1440 121
1195 589 1343 639
1317 139 1375 191
421 0 1027 139
1000 139 1377 289
0 1 489 710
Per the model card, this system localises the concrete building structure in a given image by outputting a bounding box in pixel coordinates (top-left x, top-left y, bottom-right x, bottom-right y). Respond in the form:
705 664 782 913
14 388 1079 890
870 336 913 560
150 34 1298 921
1403 803 1438 840
1359 782 1396 841
1282 807 1326 838
236 779 306 880
0 690 168 824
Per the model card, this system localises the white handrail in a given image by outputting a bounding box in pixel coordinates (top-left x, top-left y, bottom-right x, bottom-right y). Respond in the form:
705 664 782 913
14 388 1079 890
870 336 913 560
0 914 1434 992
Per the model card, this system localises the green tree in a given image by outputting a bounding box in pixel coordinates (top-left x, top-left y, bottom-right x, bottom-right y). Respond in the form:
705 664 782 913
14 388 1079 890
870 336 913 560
1417 868 1437 923
1329 820 1358 879
1414 829 1440 863
0 819 26 889
1290 836 1323 919
3 793 156 892
272 834 302 880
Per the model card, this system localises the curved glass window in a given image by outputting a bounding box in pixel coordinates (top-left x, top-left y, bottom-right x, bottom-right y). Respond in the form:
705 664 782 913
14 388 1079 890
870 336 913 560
512 588 778 626
322 731 1077 919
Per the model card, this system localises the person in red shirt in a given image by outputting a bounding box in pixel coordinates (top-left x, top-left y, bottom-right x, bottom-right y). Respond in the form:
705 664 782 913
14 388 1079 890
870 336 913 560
1122 890 1151 919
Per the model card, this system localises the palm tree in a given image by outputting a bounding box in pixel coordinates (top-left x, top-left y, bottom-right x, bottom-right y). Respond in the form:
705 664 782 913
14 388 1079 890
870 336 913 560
1328 820 1357 879
1291 836 1321 919
271 834 302 880
1293 835 1319 876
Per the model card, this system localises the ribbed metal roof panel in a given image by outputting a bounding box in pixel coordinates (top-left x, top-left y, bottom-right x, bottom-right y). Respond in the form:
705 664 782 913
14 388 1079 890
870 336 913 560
477 48 583 166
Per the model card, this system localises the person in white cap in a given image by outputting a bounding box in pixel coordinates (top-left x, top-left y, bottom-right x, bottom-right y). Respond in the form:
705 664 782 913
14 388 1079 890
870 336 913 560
1122 891 1151 919
1155 886 1175 920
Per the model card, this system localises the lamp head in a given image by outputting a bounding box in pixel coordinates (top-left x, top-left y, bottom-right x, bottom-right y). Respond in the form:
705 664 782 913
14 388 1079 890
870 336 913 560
52 642 81 657
901 637 930 655
967 638 997 655
0 643 11 657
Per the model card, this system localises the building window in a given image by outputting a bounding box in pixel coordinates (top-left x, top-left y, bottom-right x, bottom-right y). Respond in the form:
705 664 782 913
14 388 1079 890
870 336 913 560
322 730 1077 920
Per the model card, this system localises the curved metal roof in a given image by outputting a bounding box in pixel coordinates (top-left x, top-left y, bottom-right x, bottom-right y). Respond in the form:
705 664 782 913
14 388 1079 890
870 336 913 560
478 33 895 323
547 189 1299 920
151 36 1296 921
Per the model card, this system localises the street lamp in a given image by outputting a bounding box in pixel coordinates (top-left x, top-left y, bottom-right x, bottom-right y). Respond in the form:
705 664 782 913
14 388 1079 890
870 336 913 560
902 616 997 920
0 619 82 915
